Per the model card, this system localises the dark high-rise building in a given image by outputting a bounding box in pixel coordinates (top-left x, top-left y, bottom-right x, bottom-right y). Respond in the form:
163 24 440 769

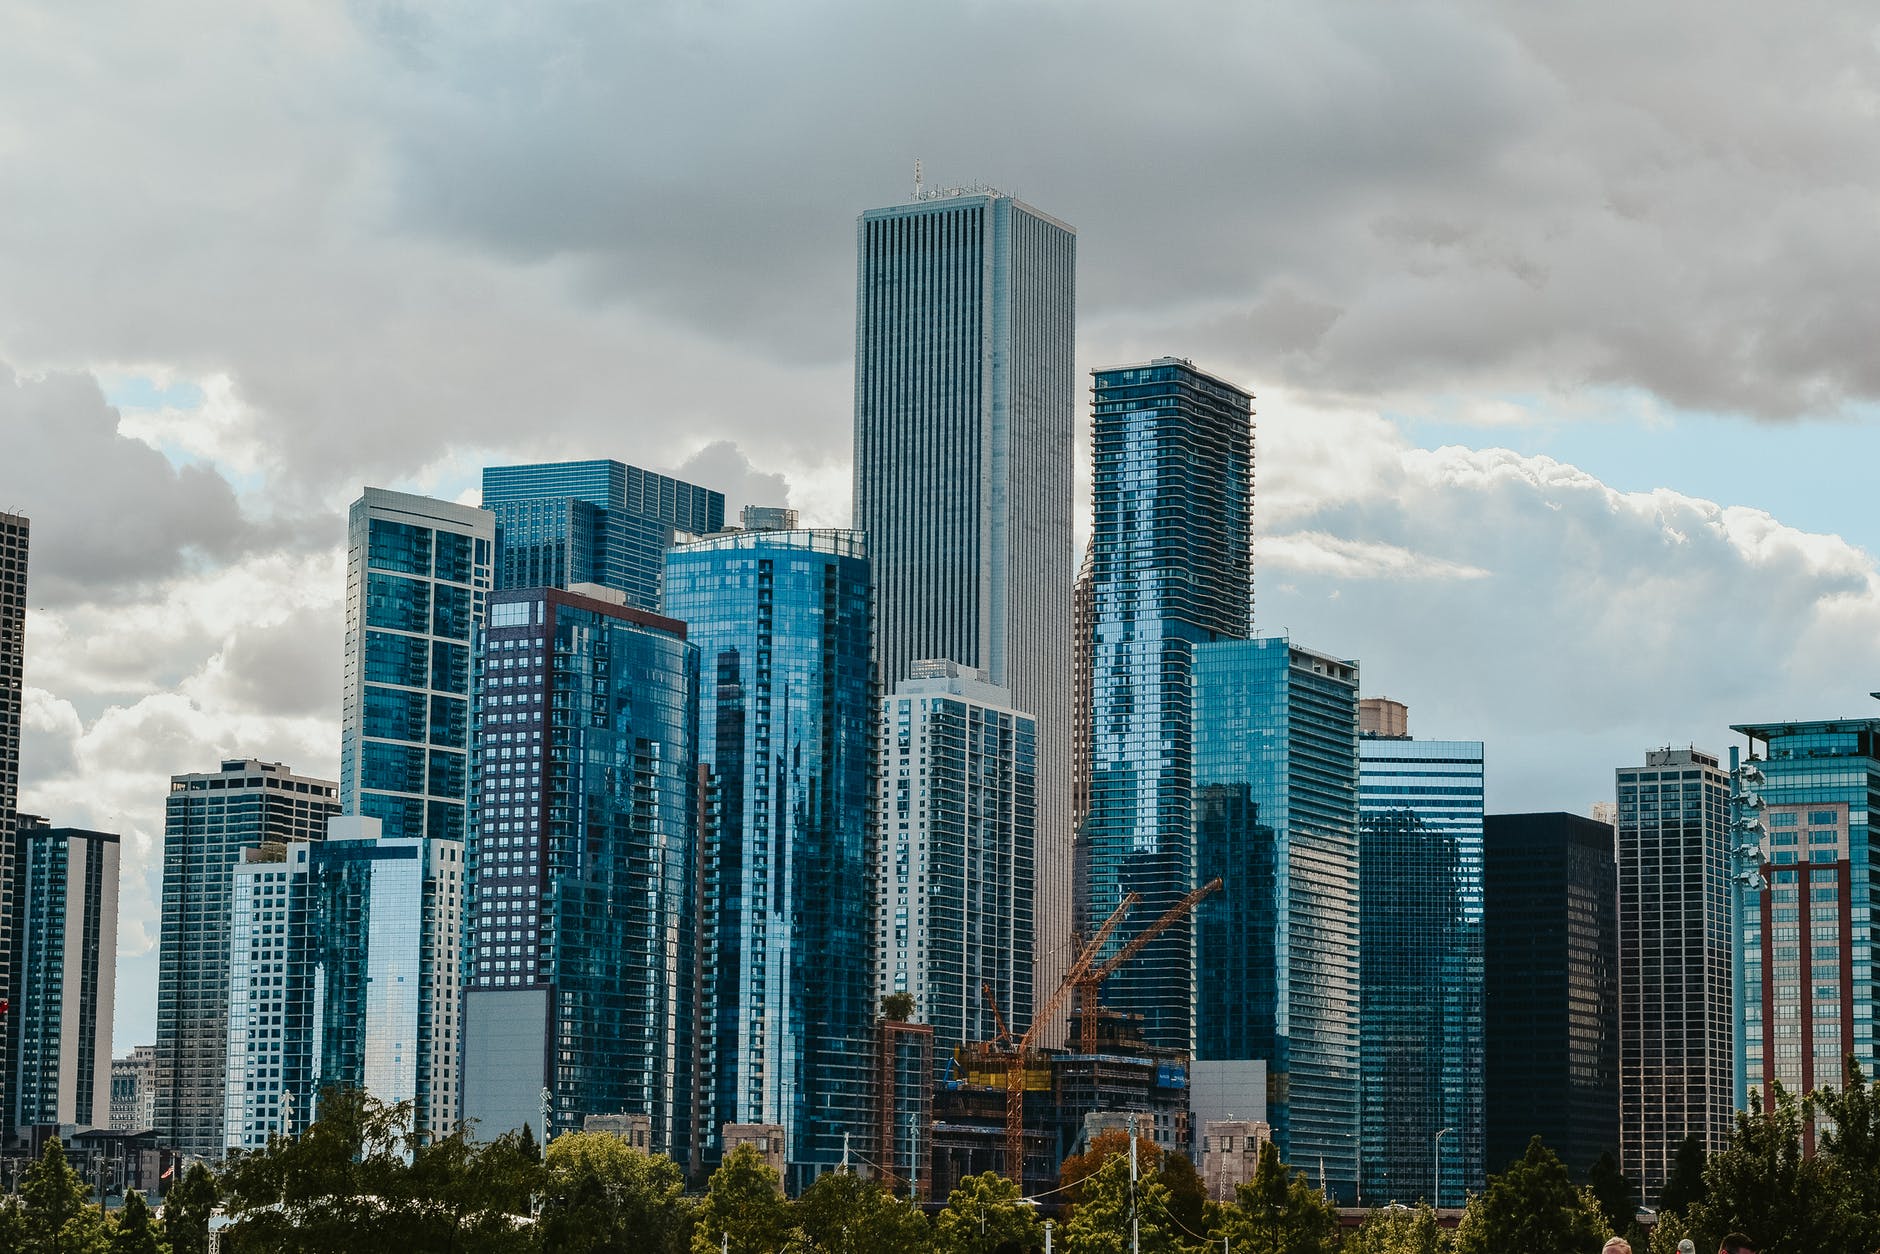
1086 358 1254 1051
154 760 339 1159
854 189 1076 1029
481 460 724 610
1615 747 1732 1197
460 587 699 1160
0 511 26 1139
1192 637 1360 1202
664 528 874 1189
9 817 118 1131
1483 812 1619 1177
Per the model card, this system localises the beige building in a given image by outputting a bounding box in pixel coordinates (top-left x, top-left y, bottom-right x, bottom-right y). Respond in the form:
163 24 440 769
1199 1119 1272 1201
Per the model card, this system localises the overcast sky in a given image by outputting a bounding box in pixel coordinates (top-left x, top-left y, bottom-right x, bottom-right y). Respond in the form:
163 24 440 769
9 0 1880 1049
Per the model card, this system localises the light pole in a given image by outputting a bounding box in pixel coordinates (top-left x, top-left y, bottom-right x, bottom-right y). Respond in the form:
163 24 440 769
1434 1127 1453 1211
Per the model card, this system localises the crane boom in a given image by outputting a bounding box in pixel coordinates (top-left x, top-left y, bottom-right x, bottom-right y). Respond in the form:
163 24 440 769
981 982 1011 1047
1078 878 1224 1054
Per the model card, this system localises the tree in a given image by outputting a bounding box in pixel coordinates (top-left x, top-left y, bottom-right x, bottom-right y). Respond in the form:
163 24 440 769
21 1137 107 1254
1452 1137 1606 1254
691 1144 791 1254
1587 1150 1638 1236
1657 1133 1708 1217
162 1163 217 1254
1813 1055 1880 1249
1215 1141 1338 1254
1681 1084 1860 1254
109 1191 164 1254
881 992 917 1022
1343 1204 1451 1254
540 1129 690 1254
1156 1152 1207 1244
791 1169 929 1253
934 1171 1043 1254
1059 1128 1160 1208
1062 1152 1181 1254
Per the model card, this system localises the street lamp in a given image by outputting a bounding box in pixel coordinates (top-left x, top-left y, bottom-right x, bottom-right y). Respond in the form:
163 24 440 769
1434 1128 1453 1210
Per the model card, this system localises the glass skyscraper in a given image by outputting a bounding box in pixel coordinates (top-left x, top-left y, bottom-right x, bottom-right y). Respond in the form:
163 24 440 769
878 661 1036 1065
1358 719 1485 1207
0 512 27 1139
342 488 494 844
8 817 118 1131
664 528 875 1190
460 586 699 1162
1086 358 1253 1052
1730 714 1880 1127
1615 747 1733 1197
482 460 724 610
155 760 339 1159
854 190 1076 1029
1192 637 1360 1203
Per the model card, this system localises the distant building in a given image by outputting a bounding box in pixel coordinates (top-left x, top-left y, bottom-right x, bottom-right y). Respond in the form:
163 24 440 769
482 460 724 609
1199 1119 1272 1201
583 1112 654 1152
1357 697 1408 739
1359 717 1485 1208
0 511 28 1138
878 661 1036 1063
721 1123 788 1183
1191 637 1361 1203
8 817 118 1130
1615 747 1733 1196
155 759 339 1159
1483 812 1619 1177
111 1045 157 1132
739 506 796 533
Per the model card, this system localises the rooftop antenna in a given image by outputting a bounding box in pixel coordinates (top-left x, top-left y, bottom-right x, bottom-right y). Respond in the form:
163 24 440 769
914 158 923 200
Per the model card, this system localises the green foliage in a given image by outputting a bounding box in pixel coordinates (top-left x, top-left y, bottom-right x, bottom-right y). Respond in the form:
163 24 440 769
109 1191 165 1254
1452 1137 1607 1254
1061 1153 1180 1254
1212 1141 1339 1254
1657 1133 1708 1216
1343 1203 1452 1254
881 992 917 1022
162 1163 216 1254
1682 1084 1860 1254
1058 1128 1160 1208
541 1129 691 1254
1588 1150 1638 1235
1155 1152 1207 1244
21 1137 109 1254
691 1143 791 1254
791 1169 929 1253
933 1171 1043 1254
1813 1056 1880 1249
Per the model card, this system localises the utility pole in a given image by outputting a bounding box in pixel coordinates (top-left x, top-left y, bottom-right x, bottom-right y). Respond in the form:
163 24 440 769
1129 1115 1140 1254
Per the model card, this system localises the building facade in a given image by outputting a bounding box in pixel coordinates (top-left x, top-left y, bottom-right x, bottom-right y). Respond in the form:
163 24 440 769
1085 358 1254 1052
110 1045 157 1133
1358 728 1486 1208
460 586 699 1160
1483 812 1619 1177
341 487 494 844
0 512 27 1138
854 190 1076 1029
664 528 875 1189
155 760 338 1159
1191 637 1361 1203
482 460 724 610
9 817 118 1131
877 661 1036 1062
1615 747 1733 1196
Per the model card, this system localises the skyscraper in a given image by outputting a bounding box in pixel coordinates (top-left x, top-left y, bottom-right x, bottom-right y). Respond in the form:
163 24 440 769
341 487 494 844
1086 358 1254 1051
1483 812 1619 1177
854 189 1076 1024
1730 714 1880 1127
1358 717 1485 1207
1191 637 1360 1202
664 527 875 1189
155 760 339 1159
0 511 27 1138
8 817 118 1130
1615 747 1732 1196
482 460 725 609
461 586 699 1159
877 661 1036 1062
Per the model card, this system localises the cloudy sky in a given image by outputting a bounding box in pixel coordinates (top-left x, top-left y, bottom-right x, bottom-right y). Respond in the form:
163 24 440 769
9 0 1880 1049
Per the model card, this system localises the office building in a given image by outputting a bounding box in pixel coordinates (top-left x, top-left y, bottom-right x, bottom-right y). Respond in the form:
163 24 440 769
877 661 1036 1061
1085 358 1254 1051
223 818 465 1151
341 487 494 844
8 817 118 1130
461 586 699 1160
1732 713 1880 1127
1358 718 1485 1207
1483 812 1619 1176
155 760 338 1159
1615 747 1733 1195
854 189 1076 1026
664 527 875 1189
481 460 724 609
0 512 27 1138
1191 637 1360 1202
110 1045 157 1132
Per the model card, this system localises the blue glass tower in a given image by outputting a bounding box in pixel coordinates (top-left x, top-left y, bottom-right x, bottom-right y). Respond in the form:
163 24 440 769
1358 714 1485 1207
459 587 700 1162
1086 358 1253 1052
1192 637 1360 1202
482 460 725 611
342 489 495 844
663 528 875 1190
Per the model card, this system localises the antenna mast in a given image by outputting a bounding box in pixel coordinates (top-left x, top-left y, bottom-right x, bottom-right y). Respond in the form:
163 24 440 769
914 158 923 199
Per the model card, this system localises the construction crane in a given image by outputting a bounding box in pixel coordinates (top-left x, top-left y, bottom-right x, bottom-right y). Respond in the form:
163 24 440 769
1076 878 1224 1056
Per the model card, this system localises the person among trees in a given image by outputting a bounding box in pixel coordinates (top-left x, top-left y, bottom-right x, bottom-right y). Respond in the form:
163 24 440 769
1717 1236 1756 1254
1600 1239 1630 1254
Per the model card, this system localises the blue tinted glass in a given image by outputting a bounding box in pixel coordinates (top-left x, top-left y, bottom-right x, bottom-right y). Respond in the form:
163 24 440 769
365 573 429 633
367 520 431 575
363 632 427 687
